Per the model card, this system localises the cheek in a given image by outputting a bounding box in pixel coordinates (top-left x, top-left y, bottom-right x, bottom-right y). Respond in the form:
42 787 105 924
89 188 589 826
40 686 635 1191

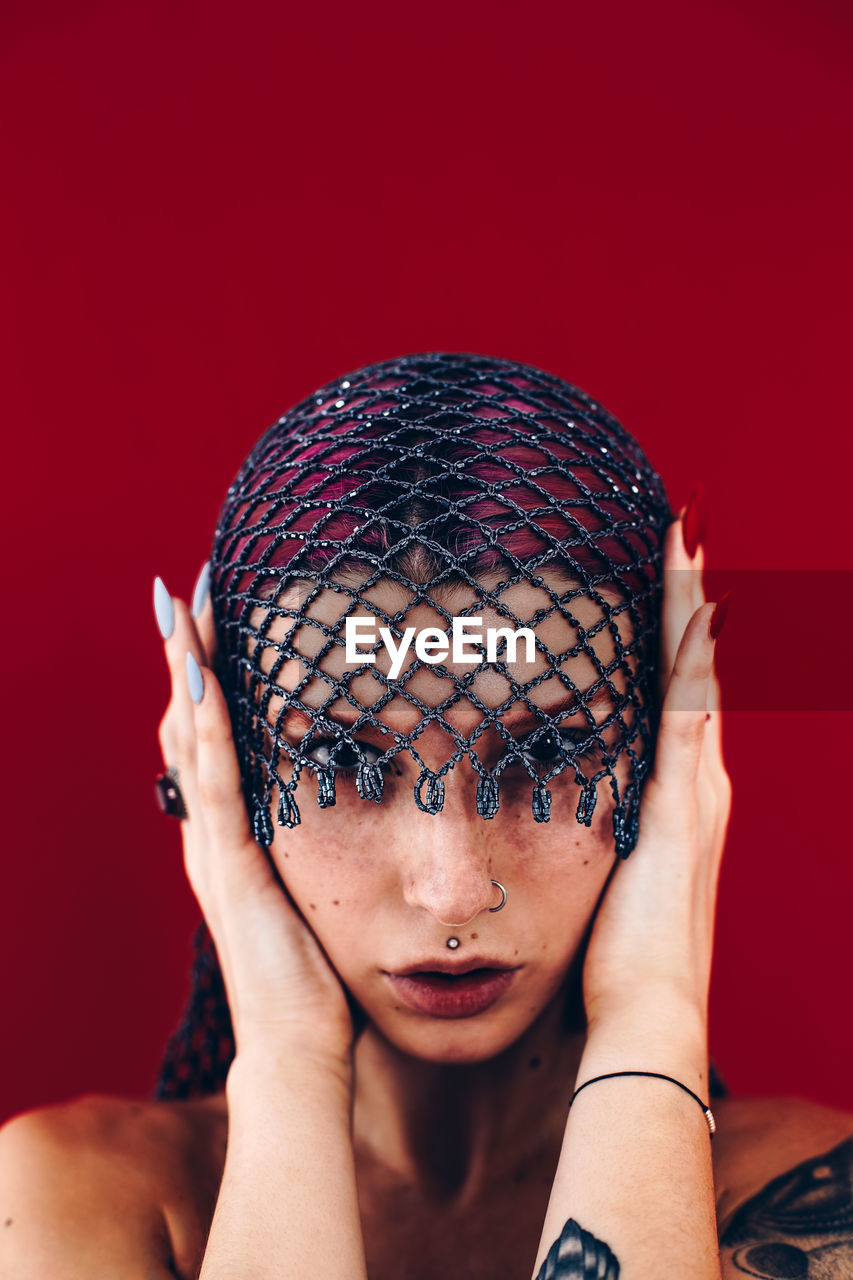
266 805 399 940
508 813 616 957
264 776 616 975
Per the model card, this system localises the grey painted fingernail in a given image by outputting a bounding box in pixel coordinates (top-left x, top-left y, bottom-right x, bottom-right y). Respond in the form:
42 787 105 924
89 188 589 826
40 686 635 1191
186 651 205 704
191 560 211 618
153 577 175 639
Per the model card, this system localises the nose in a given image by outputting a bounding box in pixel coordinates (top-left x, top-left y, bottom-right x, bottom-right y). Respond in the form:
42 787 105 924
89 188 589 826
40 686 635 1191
400 777 500 927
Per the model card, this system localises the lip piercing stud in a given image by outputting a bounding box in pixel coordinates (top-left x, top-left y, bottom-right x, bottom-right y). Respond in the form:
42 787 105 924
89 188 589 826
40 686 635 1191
446 937 460 949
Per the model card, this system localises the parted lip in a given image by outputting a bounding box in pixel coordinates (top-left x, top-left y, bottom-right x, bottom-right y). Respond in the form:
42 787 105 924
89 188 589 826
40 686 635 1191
385 957 520 977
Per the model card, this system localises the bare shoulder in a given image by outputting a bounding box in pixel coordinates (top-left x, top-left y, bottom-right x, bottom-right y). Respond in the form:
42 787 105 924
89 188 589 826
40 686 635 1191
712 1093 853 1277
0 1091 227 1279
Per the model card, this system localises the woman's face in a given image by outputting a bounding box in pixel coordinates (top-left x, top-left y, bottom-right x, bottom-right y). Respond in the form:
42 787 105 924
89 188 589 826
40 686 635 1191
249 572 639 1064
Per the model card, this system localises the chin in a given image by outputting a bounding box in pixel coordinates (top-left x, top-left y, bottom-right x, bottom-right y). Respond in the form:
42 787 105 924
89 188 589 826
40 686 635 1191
385 1027 529 1066
364 1000 550 1065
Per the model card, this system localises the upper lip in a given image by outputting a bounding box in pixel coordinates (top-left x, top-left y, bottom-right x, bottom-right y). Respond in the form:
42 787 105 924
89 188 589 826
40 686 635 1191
386 957 519 977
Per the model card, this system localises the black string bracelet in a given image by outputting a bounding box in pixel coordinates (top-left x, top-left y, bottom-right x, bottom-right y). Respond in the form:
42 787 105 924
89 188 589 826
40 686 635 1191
570 1071 716 1137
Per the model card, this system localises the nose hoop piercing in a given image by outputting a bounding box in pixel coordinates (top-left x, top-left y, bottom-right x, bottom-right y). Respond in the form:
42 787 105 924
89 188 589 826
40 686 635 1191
446 879 508 945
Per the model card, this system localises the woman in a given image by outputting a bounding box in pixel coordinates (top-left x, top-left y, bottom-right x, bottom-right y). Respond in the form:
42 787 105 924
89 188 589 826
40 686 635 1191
2 353 852 1279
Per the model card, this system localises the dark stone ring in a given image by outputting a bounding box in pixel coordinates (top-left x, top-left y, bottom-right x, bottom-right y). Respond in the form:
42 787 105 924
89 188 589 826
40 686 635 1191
155 765 188 820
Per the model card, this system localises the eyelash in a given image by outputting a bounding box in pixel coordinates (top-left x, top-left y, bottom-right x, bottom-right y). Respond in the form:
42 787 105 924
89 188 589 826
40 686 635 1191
300 737 387 778
299 728 598 776
513 728 598 767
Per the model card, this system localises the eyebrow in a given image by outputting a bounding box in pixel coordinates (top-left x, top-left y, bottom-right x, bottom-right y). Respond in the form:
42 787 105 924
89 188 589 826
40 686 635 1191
277 682 618 736
506 683 617 723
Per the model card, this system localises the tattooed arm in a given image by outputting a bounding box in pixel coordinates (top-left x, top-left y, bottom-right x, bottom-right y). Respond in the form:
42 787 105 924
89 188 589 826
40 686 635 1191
719 1134 853 1279
530 999 720 1279
530 517 729 1278
534 1217 620 1279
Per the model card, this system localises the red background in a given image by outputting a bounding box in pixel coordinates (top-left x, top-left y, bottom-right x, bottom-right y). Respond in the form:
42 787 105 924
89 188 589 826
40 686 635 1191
1 0 851 1126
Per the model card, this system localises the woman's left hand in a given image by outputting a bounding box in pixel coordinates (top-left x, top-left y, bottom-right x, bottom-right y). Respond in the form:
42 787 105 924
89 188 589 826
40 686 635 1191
580 507 732 1032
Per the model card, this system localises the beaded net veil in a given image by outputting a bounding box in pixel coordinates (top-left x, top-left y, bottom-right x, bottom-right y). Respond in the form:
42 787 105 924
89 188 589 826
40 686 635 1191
154 351 677 1099
209 351 670 854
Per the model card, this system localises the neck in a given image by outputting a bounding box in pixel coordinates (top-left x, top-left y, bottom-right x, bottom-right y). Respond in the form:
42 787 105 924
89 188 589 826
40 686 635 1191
351 974 587 1205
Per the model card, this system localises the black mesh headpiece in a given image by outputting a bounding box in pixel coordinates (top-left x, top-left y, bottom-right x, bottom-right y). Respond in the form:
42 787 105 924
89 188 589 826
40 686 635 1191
209 352 671 859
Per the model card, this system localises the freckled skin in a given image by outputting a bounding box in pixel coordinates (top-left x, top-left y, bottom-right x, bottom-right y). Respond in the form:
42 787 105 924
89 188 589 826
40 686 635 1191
256 574 636 1068
285 783 601 1022
264 753 621 1066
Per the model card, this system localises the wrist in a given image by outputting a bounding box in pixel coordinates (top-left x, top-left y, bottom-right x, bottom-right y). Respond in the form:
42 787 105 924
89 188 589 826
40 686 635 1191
581 988 709 1094
227 1041 355 1106
585 978 708 1040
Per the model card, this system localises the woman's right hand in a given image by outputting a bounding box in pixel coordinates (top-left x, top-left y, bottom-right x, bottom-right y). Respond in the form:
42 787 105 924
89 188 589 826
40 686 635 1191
154 572 355 1073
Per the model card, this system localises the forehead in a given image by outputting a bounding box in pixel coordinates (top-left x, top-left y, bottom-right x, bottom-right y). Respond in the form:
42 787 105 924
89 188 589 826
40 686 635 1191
246 569 634 735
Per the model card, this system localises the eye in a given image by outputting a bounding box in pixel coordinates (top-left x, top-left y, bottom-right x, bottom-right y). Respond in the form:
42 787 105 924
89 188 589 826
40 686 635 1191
303 736 384 774
515 727 597 766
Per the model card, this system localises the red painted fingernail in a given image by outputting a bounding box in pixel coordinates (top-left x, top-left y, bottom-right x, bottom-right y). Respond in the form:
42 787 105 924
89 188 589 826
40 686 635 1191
682 483 705 559
709 590 731 640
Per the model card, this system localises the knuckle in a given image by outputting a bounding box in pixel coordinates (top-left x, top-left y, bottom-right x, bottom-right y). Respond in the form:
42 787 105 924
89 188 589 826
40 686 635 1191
717 774 733 814
158 705 196 762
173 724 196 759
643 774 699 830
709 753 732 791
196 774 224 808
195 714 220 747
671 651 713 688
158 727 184 764
660 708 706 748
182 842 207 887
195 695 235 751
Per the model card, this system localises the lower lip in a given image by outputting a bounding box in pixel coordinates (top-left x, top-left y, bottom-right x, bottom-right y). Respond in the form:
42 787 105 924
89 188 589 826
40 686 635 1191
385 968 519 1018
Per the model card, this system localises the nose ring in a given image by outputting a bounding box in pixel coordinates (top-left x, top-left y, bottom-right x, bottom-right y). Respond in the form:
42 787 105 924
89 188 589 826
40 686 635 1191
447 881 508 944
489 879 507 912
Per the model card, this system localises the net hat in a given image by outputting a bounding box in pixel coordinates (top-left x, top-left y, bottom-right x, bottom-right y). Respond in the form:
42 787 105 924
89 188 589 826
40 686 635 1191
208 351 672 860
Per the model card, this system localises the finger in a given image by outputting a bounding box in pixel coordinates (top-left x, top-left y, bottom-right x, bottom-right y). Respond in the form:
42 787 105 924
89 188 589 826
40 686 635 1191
659 510 703 704
690 540 706 612
190 560 218 667
187 656 254 857
191 559 211 622
166 591 208 679
681 512 719 784
702 606 730 789
154 580 209 768
652 600 717 793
